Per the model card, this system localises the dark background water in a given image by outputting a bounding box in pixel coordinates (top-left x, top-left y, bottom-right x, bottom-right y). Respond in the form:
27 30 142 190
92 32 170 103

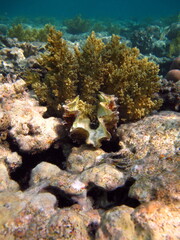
0 0 179 21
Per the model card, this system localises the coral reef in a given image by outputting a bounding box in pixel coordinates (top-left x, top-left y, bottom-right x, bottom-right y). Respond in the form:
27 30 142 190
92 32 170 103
25 28 162 147
7 24 52 42
63 15 91 34
160 57 180 111
170 57 180 69
0 14 179 240
166 69 180 81
130 28 153 54
0 105 179 239
168 32 180 57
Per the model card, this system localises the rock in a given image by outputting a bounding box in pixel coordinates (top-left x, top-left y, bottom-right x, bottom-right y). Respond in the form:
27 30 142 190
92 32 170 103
28 192 57 214
8 96 62 153
132 201 180 240
29 162 61 186
96 201 180 240
1 60 14 73
8 47 25 63
152 39 168 57
18 42 38 58
0 189 57 240
29 160 126 211
67 144 105 173
47 209 91 240
170 57 180 70
0 144 12 163
115 111 180 205
0 191 27 236
0 163 20 192
167 23 180 39
117 111 180 159
96 205 135 240
0 47 25 73
5 151 22 172
160 78 180 111
0 79 26 99
0 79 64 153
129 153 180 203
0 35 17 48
80 163 124 190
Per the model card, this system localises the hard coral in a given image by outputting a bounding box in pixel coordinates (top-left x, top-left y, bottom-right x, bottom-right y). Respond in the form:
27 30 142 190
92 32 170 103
166 69 180 82
63 15 91 34
168 32 180 57
25 28 162 147
25 28 78 115
8 24 52 42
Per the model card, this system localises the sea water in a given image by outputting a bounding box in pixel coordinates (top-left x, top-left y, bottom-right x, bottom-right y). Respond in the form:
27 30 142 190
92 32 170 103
0 0 180 21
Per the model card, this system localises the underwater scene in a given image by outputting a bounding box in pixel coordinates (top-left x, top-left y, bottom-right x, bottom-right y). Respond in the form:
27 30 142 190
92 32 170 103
0 0 180 239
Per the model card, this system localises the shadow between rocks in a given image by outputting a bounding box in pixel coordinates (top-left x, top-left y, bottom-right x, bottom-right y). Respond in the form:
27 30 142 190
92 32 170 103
87 178 140 209
9 142 66 191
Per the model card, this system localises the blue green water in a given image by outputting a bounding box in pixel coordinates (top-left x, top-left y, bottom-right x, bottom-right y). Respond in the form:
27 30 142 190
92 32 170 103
0 0 180 21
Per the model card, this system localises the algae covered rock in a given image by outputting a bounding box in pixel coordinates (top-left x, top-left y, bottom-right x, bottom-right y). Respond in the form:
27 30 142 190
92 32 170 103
96 202 180 240
67 144 105 173
0 79 64 153
96 205 136 240
117 111 180 159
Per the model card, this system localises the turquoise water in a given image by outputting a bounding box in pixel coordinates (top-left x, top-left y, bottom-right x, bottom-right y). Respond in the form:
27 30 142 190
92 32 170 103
0 0 180 21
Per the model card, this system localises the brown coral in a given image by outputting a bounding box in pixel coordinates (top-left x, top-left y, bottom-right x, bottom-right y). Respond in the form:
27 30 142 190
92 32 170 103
25 28 162 146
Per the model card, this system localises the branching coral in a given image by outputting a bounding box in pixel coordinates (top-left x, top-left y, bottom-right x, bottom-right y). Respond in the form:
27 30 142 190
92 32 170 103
63 15 91 34
100 35 162 121
25 28 78 115
8 24 52 42
25 28 162 147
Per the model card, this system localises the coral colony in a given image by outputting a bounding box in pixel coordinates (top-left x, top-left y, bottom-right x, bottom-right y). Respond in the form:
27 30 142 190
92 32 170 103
25 28 162 147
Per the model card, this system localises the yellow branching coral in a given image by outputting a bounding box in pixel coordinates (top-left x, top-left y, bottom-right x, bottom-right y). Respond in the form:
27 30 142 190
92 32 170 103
75 31 105 118
8 24 52 42
25 28 162 147
100 35 162 121
26 27 78 115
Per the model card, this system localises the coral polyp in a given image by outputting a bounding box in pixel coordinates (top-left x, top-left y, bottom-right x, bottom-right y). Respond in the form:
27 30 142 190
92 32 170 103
25 28 162 147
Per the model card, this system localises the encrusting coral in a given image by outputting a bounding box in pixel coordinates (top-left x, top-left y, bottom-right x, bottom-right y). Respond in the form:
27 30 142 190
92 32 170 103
25 27 162 147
